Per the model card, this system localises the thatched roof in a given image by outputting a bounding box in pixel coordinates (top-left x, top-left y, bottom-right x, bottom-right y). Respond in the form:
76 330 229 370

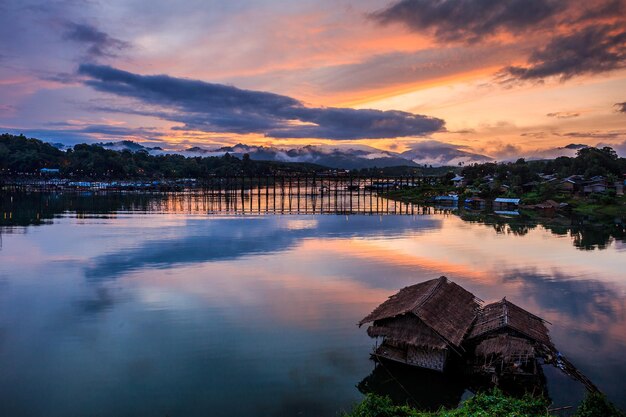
359 276 481 347
475 334 535 361
367 315 448 349
469 298 552 347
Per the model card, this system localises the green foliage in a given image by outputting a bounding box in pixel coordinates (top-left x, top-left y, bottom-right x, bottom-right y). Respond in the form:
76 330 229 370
574 393 624 417
344 390 624 417
384 183 455 204
0 133 325 178
569 195 626 218
342 394 420 417
572 147 622 178
456 390 549 417
0 134 64 172
461 147 626 185
343 390 551 417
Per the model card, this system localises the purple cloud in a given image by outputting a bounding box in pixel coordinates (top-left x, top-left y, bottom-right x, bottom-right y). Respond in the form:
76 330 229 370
64 22 129 58
371 0 562 42
77 64 445 140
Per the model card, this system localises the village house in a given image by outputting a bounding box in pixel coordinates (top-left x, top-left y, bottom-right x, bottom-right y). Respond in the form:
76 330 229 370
493 197 520 211
555 175 584 194
521 181 540 192
464 197 486 210
451 175 466 188
616 180 624 196
582 176 608 194
39 168 60 175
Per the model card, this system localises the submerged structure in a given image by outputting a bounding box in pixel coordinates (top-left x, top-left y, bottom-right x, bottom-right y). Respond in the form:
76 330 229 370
360 277 598 392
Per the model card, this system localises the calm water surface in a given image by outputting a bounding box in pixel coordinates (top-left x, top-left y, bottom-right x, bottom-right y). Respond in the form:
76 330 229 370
0 193 624 416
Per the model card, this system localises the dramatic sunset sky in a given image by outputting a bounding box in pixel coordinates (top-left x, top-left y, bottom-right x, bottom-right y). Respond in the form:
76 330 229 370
0 0 625 162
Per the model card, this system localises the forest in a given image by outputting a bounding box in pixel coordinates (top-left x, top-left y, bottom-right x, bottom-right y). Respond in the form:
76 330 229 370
460 146 626 186
0 133 325 178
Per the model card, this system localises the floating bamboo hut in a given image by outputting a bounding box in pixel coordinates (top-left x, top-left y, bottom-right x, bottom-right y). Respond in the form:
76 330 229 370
360 277 599 392
358 276 481 372
466 298 553 384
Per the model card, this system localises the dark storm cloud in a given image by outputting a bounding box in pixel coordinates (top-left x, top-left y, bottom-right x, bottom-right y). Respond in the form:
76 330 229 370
575 0 626 22
615 102 626 113
371 0 562 42
370 0 626 83
269 107 443 140
56 123 164 138
77 64 444 139
503 25 626 81
63 22 129 58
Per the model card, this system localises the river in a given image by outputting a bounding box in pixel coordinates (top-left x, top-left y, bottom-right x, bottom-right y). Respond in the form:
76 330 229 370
0 192 624 416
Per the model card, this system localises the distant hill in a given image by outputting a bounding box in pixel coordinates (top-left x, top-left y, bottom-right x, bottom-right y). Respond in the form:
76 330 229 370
0 133 329 178
92 140 463 169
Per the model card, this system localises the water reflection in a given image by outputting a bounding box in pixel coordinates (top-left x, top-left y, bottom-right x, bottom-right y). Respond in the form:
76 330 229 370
84 216 441 281
0 193 624 416
2 191 623 251
358 362 467 411
460 211 625 251
358 361 552 411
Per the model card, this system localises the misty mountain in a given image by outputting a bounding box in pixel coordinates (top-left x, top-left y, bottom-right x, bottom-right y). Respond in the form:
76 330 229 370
98 140 163 152
400 141 493 166
56 139 607 169
189 144 419 169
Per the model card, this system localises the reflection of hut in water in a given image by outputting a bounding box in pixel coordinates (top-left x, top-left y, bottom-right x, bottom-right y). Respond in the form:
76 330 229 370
359 277 599 393
358 361 466 411
433 195 459 206
358 276 481 372
464 197 486 210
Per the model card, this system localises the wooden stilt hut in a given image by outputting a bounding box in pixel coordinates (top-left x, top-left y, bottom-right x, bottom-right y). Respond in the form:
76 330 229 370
466 297 599 391
466 297 553 378
359 276 481 372
361 280 599 392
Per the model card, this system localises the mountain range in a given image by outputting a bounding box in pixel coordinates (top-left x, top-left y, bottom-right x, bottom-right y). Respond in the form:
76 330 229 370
83 140 494 169
46 139 593 169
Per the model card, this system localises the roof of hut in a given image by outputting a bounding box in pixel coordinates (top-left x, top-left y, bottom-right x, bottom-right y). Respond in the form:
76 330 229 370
359 276 481 348
475 334 535 361
367 315 448 349
469 298 552 347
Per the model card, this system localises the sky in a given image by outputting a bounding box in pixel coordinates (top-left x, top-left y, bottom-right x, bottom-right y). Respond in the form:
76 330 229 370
0 0 625 160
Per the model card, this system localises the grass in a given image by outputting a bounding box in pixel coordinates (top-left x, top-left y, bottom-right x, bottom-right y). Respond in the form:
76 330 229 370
567 194 626 217
342 390 624 417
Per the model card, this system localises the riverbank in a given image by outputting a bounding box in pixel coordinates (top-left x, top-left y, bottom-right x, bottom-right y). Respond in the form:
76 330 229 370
384 185 454 205
567 195 626 217
384 188 626 218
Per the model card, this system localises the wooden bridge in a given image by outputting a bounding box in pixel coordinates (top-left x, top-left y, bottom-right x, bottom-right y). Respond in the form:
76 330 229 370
1 175 450 216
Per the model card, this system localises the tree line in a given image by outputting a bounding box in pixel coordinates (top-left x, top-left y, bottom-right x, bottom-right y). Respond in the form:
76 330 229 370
460 146 625 186
0 134 324 178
